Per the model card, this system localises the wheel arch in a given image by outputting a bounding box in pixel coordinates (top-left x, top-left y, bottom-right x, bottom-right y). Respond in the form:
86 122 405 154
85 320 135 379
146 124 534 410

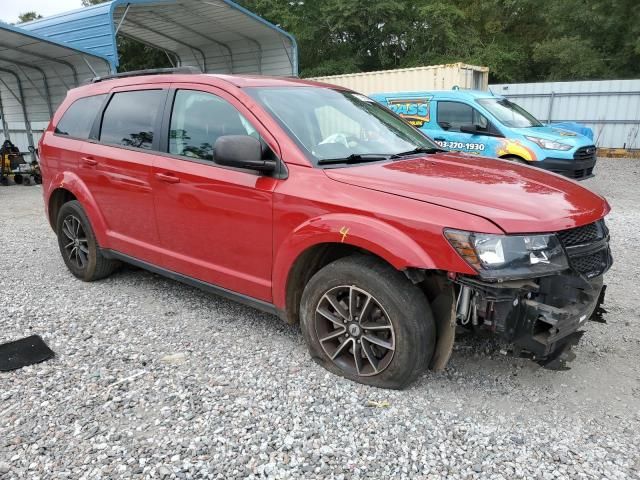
273 213 438 325
282 241 457 373
280 242 371 325
46 172 109 246
48 188 77 230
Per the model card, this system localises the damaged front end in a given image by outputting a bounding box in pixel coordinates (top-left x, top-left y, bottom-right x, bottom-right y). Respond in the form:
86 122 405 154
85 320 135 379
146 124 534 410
446 219 612 364
454 273 605 362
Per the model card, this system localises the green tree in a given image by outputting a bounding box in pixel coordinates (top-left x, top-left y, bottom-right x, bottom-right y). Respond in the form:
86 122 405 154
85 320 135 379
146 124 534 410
239 0 640 82
67 0 640 82
17 12 42 23
534 0 640 80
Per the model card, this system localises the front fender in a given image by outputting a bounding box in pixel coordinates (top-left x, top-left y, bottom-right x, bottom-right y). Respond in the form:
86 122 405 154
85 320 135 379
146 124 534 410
46 171 109 247
272 213 436 309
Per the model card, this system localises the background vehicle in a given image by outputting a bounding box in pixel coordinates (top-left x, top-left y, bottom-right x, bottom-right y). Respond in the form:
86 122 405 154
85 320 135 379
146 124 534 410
39 70 612 389
369 89 598 180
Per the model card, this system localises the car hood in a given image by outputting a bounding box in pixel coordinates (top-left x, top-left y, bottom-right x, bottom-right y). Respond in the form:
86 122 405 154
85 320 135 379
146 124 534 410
510 126 592 147
323 153 609 233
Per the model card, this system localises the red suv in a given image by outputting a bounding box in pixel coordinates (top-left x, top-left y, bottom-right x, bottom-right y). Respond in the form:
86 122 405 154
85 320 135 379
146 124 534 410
40 69 612 389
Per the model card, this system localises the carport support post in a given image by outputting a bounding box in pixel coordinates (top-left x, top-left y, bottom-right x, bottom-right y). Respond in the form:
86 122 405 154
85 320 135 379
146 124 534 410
14 77 35 162
547 91 555 124
0 94 9 142
82 56 99 78
114 4 131 35
0 72 35 161
14 64 54 118
18 96 35 163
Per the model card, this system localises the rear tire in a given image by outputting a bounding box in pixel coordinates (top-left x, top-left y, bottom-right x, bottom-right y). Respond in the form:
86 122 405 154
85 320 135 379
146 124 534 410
300 255 436 389
56 200 119 281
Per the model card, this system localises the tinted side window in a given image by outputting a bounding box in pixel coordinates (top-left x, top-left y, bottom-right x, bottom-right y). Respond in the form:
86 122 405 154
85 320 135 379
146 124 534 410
100 90 165 150
169 90 257 161
437 101 489 132
55 94 106 139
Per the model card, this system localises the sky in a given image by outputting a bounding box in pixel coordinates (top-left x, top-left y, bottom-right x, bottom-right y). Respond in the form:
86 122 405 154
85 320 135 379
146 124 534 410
1 0 83 24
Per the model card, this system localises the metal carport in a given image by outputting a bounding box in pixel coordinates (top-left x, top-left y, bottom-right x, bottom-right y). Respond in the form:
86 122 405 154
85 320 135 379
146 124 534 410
21 0 298 76
0 22 112 156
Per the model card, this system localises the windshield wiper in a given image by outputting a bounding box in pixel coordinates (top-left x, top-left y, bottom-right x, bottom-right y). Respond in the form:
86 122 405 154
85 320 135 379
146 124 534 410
317 153 390 165
390 147 446 159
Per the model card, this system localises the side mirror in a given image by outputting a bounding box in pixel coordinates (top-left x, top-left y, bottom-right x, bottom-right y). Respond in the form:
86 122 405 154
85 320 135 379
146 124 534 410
214 135 276 173
438 121 452 131
459 124 478 134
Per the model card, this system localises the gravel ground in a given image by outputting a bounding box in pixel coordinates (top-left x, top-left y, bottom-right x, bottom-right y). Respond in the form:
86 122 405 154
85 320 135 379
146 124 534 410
1 158 639 479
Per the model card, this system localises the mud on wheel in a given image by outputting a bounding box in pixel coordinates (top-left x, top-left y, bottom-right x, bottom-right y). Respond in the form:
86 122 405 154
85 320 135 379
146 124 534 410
300 255 436 389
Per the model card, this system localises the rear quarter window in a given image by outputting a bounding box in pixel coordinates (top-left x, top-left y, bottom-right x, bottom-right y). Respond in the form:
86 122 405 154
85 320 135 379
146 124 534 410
54 94 106 139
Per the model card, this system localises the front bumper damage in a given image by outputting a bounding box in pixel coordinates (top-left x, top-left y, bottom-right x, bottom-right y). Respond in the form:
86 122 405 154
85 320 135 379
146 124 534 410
448 219 613 364
454 272 607 362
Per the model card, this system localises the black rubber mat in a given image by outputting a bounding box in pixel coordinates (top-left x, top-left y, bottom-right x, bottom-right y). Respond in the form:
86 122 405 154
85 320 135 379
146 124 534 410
0 335 55 371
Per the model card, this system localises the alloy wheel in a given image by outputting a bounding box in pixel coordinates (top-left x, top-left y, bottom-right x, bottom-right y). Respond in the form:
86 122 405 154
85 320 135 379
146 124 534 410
315 285 395 377
61 215 89 269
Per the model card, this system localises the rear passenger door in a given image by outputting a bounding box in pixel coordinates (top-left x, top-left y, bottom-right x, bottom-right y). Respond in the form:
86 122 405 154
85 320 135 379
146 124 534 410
84 85 168 261
150 85 280 302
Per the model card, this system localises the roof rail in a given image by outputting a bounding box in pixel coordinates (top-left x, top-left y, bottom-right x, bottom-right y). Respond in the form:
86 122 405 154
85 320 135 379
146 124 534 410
89 66 202 83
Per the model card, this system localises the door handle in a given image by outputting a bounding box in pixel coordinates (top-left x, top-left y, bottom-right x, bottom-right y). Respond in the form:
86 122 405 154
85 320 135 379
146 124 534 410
433 137 446 142
81 156 98 167
155 172 180 184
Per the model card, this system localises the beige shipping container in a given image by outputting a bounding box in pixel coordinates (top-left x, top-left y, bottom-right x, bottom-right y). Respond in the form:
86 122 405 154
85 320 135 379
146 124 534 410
308 63 489 94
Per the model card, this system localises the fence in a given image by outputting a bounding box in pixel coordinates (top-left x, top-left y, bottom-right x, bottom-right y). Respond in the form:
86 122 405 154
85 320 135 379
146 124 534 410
489 79 640 149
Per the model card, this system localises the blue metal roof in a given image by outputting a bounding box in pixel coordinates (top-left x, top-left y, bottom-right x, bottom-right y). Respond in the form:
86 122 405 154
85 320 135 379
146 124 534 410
0 20 112 150
20 0 298 75
21 3 118 67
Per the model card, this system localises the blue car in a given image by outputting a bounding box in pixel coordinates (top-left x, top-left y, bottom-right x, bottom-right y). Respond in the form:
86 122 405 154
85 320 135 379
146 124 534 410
369 89 597 180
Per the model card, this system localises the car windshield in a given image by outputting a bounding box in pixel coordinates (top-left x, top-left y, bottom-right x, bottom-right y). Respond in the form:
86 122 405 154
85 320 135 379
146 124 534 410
246 87 439 165
477 98 543 128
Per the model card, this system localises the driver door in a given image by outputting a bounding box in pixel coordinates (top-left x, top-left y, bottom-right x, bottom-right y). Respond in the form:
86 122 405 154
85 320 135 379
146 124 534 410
434 100 497 155
151 85 281 302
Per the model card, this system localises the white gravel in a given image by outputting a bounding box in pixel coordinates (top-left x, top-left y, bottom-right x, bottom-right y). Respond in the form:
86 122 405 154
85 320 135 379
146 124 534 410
1 158 639 479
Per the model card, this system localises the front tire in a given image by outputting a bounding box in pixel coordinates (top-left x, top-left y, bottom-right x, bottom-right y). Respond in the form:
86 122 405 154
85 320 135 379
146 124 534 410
56 200 119 281
300 255 436 389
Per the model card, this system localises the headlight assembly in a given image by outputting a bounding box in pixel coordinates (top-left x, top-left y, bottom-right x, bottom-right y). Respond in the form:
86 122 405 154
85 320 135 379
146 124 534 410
524 136 572 151
445 229 568 281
